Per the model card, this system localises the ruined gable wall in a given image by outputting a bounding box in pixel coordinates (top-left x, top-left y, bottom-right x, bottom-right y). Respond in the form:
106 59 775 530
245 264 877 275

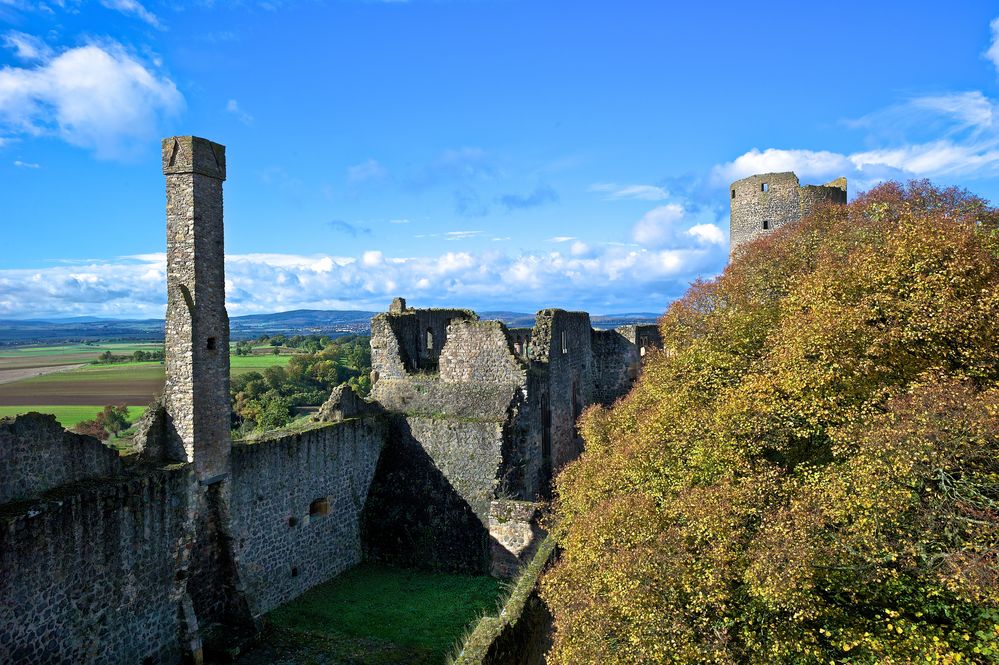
439 319 526 385
372 315 525 420
370 309 476 379
228 419 384 617
0 466 194 665
0 413 122 504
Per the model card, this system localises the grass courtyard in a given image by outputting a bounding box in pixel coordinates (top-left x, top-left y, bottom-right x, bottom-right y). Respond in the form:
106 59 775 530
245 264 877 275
238 563 504 665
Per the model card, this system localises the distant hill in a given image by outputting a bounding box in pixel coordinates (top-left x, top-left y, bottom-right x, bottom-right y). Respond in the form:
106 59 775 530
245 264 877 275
0 308 661 346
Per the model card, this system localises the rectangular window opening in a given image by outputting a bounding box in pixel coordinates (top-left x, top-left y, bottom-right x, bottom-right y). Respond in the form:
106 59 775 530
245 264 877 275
762 220 771 230
762 183 769 192
206 337 217 351
561 331 568 354
731 189 736 199
310 497 330 517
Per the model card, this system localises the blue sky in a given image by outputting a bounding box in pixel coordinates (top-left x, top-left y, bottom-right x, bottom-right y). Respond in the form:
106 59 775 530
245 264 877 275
2 1 999 319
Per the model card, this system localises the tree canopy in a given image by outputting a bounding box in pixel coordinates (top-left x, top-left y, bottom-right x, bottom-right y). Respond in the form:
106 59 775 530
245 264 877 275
542 181 999 664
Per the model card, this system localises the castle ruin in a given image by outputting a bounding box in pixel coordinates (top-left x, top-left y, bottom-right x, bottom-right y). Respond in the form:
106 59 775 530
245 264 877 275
0 137 660 663
729 171 847 255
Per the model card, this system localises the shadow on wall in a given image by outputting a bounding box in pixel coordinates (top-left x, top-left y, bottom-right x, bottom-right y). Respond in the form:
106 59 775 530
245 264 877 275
363 416 499 574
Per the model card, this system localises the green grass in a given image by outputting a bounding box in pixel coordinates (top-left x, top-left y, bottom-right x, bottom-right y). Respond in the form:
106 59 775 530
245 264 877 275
230 353 293 375
266 563 503 664
0 405 148 428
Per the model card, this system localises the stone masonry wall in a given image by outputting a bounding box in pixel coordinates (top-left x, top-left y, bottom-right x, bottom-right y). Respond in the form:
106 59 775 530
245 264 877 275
730 171 847 256
363 414 504 573
163 136 231 481
229 418 384 617
532 310 593 472
0 413 122 504
439 320 527 385
0 466 194 665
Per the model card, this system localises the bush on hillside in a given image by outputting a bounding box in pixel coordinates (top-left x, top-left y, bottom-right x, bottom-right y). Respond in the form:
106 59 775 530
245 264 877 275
541 181 999 664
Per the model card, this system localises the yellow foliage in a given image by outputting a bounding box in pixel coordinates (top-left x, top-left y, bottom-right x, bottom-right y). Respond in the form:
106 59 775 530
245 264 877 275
542 181 999 664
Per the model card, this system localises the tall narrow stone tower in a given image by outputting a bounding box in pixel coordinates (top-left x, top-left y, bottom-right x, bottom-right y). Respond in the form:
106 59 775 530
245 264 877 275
163 136 231 482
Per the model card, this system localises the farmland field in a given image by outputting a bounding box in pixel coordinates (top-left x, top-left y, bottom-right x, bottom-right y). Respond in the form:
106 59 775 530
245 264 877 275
0 343 294 424
0 405 149 429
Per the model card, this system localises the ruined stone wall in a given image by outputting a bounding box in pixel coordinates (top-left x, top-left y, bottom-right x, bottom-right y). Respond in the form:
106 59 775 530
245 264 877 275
730 171 847 256
0 413 122 504
591 329 639 406
372 317 527 419
0 466 193 665
531 310 593 472
228 419 384 617
370 309 476 378
439 320 527 385
505 327 533 361
800 178 848 216
363 414 504 573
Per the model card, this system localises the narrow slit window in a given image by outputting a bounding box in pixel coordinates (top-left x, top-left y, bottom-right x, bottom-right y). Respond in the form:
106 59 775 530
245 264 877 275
762 183 769 192
731 189 736 199
426 329 434 350
206 337 217 350
762 220 771 230
561 331 568 354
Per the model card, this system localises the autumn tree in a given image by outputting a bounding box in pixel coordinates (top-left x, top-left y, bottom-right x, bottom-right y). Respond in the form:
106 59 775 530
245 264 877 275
542 181 999 664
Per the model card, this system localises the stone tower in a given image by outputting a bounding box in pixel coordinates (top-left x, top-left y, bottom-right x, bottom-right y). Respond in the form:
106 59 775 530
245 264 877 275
729 171 847 256
162 136 231 482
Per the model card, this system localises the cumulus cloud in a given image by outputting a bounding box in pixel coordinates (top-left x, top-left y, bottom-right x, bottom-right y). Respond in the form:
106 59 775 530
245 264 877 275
631 203 686 247
0 37 183 158
0 242 728 319
589 183 669 201
497 184 558 210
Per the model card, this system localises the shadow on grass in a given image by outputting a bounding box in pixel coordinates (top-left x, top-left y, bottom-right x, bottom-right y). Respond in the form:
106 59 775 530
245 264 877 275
235 563 504 665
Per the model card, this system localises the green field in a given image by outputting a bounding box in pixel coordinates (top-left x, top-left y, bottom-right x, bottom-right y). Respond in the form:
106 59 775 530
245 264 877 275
241 563 503 665
231 353 293 375
0 343 294 420
0 405 148 428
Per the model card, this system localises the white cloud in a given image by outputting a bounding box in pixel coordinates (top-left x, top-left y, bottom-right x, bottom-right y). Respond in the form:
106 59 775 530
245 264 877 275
712 148 854 185
548 236 575 243
589 182 669 201
714 88 999 188
632 203 687 247
687 223 725 245
388 218 410 224
0 243 728 319
13 159 38 168
225 98 253 125
3 31 52 62
987 17 999 76
0 39 183 159
100 0 161 28
347 158 387 184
